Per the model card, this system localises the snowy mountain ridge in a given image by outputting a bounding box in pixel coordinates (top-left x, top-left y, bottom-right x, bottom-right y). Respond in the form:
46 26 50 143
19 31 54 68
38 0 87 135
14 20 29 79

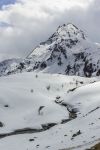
0 23 100 77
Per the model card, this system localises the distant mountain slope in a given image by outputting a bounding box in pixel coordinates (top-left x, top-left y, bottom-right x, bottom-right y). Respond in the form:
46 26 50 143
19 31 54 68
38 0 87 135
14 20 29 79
0 53 16 62
0 23 100 77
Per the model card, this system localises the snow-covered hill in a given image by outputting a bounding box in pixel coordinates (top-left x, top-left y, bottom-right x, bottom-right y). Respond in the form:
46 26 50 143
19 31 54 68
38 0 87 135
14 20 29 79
0 72 99 150
0 23 100 77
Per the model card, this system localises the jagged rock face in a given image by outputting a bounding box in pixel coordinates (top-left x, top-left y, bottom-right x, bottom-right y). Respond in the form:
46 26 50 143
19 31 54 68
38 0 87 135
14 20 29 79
0 23 100 77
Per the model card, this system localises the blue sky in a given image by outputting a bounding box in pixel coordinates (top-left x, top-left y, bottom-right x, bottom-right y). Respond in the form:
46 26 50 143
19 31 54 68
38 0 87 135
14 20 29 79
0 21 12 27
0 0 16 8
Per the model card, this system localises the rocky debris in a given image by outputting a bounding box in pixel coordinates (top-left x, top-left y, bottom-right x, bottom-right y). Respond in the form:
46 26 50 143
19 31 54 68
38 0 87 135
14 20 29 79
72 130 82 139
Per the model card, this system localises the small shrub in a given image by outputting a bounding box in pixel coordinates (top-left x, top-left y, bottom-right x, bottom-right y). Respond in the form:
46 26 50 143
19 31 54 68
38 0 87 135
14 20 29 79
46 85 50 90
61 84 64 88
4 105 9 108
56 96 61 99
0 122 3 127
35 74 38 78
30 89 34 93
29 138 34 142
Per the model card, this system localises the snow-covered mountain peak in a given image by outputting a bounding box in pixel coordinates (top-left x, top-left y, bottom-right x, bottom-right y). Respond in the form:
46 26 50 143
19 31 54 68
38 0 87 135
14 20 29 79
29 23 87 59
48 23 86 43
26 23 100 77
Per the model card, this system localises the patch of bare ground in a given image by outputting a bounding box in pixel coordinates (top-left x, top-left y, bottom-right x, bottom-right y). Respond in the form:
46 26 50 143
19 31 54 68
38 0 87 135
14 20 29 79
87 142 100 150
60 140 100 150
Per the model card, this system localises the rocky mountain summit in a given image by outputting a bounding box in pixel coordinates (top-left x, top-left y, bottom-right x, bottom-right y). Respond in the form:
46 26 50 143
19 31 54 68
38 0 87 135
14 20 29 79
0 23 100 77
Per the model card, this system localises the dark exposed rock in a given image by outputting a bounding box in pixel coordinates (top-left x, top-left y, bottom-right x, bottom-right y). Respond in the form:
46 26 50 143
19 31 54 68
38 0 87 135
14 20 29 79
61 119 71 124
83 60 94 77
72 130 81 138
67 87 77 93
56 96 61 100
38 106 45 115
4 105 9 108
29 138 34 142
33 62 40 70
40 61 47 69
41 123 57 130
0 122 3 127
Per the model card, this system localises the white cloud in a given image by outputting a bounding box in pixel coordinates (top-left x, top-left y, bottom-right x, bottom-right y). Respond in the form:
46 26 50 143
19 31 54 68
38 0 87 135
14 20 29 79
0 0 99 59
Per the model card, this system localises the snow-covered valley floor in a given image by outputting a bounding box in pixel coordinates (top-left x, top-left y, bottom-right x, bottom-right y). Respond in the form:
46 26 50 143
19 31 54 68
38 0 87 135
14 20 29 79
0 72 100 150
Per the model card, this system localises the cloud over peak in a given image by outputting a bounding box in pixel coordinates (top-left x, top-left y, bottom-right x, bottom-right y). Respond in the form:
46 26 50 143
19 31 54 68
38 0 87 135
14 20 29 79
0 0 99 59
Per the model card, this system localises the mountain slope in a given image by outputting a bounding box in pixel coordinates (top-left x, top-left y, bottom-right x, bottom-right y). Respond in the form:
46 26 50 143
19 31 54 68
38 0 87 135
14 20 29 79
0 72 99 150
0 23 100 77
